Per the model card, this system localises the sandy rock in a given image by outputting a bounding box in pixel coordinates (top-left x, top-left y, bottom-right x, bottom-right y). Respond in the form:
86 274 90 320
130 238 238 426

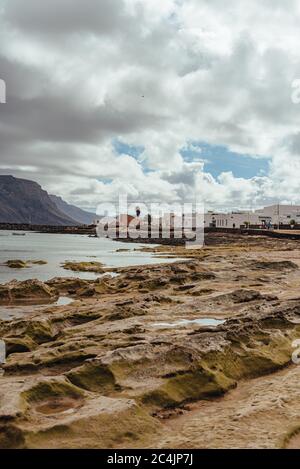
0 279 57 304
1 233 300 448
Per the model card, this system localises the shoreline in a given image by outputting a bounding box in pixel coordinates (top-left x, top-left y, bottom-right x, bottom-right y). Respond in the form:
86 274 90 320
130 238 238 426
0 233 184 285
0 223 95 235
1 232 300 448
3 222 300 243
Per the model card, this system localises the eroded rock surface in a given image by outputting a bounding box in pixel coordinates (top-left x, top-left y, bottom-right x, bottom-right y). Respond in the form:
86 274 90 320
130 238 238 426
1 233 300 448
0 279 57 305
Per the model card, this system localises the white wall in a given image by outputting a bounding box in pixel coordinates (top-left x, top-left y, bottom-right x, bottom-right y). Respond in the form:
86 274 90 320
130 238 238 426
255 205 300 225
205 205 300 229
204 212 261 229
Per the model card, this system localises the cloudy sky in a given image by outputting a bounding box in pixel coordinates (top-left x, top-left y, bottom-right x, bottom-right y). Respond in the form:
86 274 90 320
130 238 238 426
1 0 300 212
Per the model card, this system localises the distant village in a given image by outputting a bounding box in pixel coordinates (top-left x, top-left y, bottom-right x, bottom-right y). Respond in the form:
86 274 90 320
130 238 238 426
94 204 300 233
205 204 300 230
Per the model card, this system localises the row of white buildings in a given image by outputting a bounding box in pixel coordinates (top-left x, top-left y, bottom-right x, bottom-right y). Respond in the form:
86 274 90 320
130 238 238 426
205 204 300 229
94 205 300 231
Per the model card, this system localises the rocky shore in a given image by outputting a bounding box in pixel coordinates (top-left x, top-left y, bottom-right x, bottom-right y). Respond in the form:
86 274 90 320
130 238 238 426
1 233 300 448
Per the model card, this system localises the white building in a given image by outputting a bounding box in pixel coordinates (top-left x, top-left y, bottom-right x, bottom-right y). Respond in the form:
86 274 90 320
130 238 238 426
204 211 261 229
255 204 300 226
94 205 300 233
205 204 300 229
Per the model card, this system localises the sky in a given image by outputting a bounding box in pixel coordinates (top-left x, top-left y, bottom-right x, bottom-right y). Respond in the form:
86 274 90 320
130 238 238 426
1 0 300 212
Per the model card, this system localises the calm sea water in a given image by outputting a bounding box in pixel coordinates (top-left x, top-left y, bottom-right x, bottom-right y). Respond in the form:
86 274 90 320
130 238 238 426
0 230 175 284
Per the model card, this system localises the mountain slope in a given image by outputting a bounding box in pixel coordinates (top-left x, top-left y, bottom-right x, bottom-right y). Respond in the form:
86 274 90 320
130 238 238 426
50 195 95 225
0 175 79 225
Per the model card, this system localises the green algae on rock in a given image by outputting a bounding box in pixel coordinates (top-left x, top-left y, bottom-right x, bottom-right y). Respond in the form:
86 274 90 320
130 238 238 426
62 261 105 273
1 233 300 448
5 259 48 269
5 260 28 269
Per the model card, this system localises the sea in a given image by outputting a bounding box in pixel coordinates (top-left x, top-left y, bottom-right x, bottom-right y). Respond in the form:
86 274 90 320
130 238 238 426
0 230 176 284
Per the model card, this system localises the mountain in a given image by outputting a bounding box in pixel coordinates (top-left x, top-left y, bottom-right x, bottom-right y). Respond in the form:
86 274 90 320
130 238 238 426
0 175 79 225
50 194 95 225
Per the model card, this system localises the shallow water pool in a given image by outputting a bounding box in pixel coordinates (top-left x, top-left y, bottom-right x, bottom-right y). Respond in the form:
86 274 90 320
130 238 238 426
153 318 225 328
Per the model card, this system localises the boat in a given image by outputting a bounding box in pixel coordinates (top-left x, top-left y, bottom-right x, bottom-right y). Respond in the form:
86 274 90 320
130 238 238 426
12 233 26 236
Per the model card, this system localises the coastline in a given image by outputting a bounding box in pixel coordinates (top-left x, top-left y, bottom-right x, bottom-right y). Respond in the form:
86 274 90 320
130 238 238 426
1 232 300 448
3 221 300 243
0 223 95 235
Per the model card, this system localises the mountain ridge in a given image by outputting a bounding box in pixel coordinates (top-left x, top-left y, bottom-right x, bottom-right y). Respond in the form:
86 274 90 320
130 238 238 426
50 194 95 225
0 175 89 226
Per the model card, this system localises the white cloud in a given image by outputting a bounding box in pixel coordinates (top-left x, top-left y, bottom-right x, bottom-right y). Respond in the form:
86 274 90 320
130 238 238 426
1 0 300 211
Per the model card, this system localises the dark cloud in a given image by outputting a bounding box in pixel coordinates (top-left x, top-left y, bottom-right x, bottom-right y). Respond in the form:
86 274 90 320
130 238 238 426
3 0 128 36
